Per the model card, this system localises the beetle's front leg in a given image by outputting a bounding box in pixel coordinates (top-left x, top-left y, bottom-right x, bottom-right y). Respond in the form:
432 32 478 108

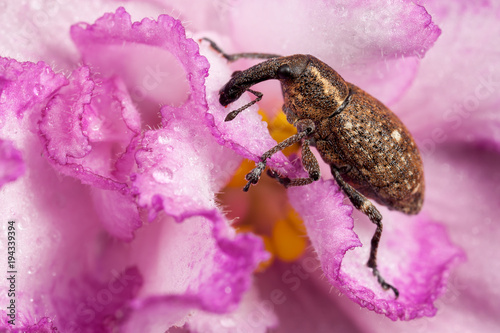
268 139 320 187
243 119 315 191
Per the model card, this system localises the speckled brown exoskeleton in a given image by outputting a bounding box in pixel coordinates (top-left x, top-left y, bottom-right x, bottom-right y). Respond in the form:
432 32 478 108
203 38 425 298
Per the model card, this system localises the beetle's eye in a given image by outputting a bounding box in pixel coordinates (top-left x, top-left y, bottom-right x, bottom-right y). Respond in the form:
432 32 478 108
277 64 292 79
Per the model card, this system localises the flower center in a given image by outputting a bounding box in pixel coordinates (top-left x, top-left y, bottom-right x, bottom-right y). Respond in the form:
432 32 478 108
216 111 307 270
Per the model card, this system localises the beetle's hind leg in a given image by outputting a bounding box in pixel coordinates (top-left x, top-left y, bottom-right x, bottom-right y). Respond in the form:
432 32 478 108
201 37 282 62
331 166 399 298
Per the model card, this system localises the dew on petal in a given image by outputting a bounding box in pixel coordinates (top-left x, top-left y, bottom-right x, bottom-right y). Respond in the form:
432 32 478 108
152 167 173 184
33 84 43 96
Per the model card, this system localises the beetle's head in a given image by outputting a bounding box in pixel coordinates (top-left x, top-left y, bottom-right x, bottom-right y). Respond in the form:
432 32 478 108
219 56 310 107
219 82 246 106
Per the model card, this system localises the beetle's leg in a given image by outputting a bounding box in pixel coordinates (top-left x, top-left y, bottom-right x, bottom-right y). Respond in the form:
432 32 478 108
244 119 315 191
268 139 320 187
225 89 263 122
331 166 399 299
202 37 282 62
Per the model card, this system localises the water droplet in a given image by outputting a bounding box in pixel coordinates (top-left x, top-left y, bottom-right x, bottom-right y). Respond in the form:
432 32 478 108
33 84 43 96
224 286 232 294
158 135 170 145
152 168 173 184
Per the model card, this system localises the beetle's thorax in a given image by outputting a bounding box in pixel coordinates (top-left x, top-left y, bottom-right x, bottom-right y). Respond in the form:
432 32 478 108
281 56 350 123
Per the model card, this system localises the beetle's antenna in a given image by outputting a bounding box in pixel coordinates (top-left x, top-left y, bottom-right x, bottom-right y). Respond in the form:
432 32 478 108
225 89 263 122
201 37 282 62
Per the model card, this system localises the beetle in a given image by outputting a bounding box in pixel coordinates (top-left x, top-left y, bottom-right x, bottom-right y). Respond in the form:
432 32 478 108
203 38 425 298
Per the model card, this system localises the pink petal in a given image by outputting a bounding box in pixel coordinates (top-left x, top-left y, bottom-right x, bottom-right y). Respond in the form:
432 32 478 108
70 7 195 124
0 316 58 332
0 56 145 331
0 57 67 121
342 57 421 106
130 124 267 312
38 66 139 192
288 179 464 320
90 188 142 241
39 66 93 165
229 0 440 60
50 267 143 332
394 2 500 151
184 284 278 333
226 0 440 105
119 212 268 327
0 147 141 331
70 6 269 317
0 138 25 188
254 259 365 333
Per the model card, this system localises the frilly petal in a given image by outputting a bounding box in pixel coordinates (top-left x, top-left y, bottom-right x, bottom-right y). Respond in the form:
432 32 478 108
50 267 143 332
0 57 67 122
0 316 58 332
227 0 440 105
39 66 93 165
130 124 267 312
70 7 268 316
117 212 268 326
0 140 142 331
395 2 500 151
0 138 25 188
38 65 140 193
288 180 464 320
70 7 197 123
229 0 440 61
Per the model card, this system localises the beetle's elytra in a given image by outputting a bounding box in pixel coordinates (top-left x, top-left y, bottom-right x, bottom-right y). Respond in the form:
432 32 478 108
203 38 425 298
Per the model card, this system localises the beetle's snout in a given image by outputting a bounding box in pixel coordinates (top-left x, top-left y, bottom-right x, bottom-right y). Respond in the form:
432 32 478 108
219 83 244 106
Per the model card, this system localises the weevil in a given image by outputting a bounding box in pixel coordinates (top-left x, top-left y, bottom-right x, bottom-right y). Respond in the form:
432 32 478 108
203 38 425 298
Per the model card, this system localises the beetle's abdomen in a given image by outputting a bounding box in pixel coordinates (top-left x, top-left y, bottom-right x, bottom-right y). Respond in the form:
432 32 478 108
316 84 424 214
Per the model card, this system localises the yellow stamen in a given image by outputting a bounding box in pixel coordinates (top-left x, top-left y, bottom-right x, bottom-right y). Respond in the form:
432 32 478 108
225 158 256 188
267 111 300 156
271 208 307 262
221 109 307 269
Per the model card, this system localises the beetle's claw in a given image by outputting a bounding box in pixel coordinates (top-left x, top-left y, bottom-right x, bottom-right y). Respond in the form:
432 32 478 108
266 169 291 187
243 162 266 191
243 181 252 192
371 267 399 299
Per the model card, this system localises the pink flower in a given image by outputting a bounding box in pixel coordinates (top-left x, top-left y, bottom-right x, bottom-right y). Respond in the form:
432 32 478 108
0 1 498 332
